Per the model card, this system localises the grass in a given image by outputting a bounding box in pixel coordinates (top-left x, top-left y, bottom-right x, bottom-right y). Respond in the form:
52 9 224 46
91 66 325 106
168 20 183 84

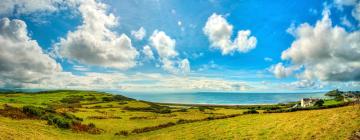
0 90 359 140
323 99 343 106
128 105 360 140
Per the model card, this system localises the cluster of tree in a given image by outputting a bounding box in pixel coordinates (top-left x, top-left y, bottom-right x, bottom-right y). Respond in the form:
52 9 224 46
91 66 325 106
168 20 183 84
314 100 324 107
325 89 360 101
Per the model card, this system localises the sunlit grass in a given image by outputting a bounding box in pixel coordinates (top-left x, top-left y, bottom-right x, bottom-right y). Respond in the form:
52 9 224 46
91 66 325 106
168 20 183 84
0 90 358 140
128 105 360 140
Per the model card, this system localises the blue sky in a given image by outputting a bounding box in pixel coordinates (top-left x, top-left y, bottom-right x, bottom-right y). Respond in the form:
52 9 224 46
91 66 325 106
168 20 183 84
0 0 359 92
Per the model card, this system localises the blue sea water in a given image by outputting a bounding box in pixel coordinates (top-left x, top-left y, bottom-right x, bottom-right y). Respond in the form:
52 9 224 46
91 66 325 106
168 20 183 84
116 92 326 105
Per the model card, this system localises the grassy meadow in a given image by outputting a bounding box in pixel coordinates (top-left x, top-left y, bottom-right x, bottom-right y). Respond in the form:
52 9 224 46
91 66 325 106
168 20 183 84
0 90 359 140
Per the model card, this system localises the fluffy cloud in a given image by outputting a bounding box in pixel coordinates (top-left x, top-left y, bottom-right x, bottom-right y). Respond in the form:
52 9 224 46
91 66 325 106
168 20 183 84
352 2 360 23
269 63 298 78
334 0 360 24
0 18 62 87
0 0 59 15
56 0 139 70
334 0 358 7
289 80 316 89
149 30 190 74
340 16 353 28
149 30 177 59
0 0 81 16
280 9 360 81
142 45 154 60
203 13 257 55
179 59 191 74
131 27 146 41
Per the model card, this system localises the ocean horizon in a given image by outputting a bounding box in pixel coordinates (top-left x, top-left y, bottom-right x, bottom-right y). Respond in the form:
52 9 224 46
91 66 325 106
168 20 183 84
115 92 326 105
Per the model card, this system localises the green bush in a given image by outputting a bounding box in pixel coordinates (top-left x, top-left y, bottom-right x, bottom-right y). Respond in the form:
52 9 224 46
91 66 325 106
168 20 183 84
314 100 324 107
60 95 84 104
243 109 259 114
47 114 72 128
88 123 96 128
123 104 172 114
63 112 83 121
86 96 97 101
102 97 113 102
23 106 46 117
113 95 132 101
115 130 129 136
102 95 133 102
177 108 188 112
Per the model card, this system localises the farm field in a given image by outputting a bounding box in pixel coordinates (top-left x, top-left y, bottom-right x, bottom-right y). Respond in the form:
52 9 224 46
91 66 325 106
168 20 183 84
0 90 359 140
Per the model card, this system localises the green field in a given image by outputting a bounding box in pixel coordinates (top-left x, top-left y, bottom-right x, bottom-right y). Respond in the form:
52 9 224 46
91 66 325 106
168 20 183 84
0 90 359 140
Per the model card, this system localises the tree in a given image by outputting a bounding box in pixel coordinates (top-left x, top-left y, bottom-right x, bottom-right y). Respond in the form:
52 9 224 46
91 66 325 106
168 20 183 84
314 100 324 107
325 89 344 101
325 89 342 97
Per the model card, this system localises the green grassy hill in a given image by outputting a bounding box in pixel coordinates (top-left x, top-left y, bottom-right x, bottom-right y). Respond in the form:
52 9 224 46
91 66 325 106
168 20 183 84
0 90 359 140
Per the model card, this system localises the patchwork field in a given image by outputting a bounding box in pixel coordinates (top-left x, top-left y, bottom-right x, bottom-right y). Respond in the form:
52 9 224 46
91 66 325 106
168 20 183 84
0 90 359 140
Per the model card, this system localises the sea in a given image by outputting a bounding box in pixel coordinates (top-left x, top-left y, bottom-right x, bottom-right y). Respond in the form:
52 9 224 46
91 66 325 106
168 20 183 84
115 92 326 105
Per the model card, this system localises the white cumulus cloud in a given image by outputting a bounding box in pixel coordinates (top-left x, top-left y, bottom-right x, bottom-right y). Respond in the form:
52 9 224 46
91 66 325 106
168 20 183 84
142 45 154 60
269 63 298 79
0 18 62 87
352 2 360 23
334 0 360 24
149 30 190 74
0 0 81 17
203 13 257 55
280 9 360 81
55 0 139 70
179 59 191 74
131 27 146 41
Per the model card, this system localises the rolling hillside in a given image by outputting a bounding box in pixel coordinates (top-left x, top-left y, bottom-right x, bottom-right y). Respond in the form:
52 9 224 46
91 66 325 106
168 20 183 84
0 90 359 140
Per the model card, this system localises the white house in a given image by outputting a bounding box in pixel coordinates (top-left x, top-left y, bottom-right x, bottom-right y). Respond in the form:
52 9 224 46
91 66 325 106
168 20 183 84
301 98 320 107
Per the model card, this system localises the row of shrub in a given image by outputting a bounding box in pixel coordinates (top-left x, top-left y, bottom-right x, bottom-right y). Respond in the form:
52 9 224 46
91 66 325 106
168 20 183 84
129 116 157 120
230 104 289 110
123 103 172 114
102 95 133 102
243 109 260 114
263 102 353 113
88 116 122 119
131 122 176 134
123 106 172 114
21 105 102 134
173 108 188 112
60 95 84 104
197 106 215 112
115 113 243 136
